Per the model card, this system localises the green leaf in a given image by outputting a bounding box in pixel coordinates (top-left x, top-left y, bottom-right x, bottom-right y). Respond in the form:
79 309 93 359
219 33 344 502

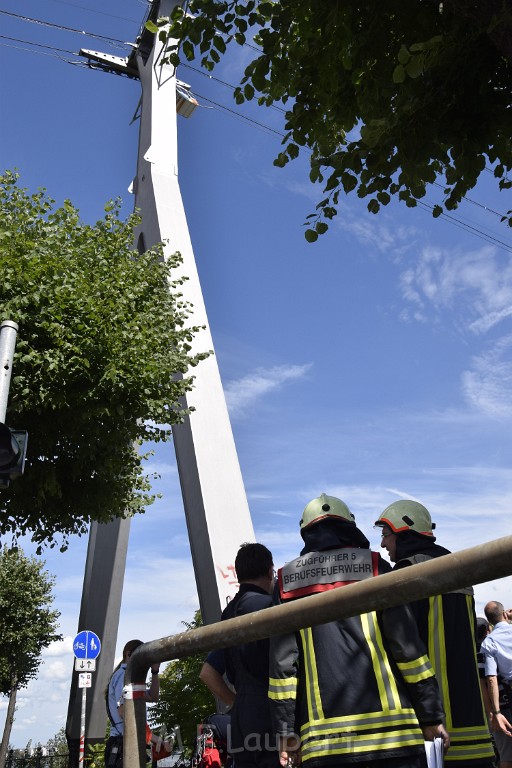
393 64 406 84
397 45 410 65
341 172 357 193
377 191 391 206
182 40 195 61
405 54 424 79
244 83 255 100
304 229 319 242
213 35 226 53
274 152 289 168
367 199 380 214
287 143 300 159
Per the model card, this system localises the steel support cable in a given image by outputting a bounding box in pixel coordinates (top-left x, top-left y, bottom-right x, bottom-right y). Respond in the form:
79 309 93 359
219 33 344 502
0 33 77 56
43 0 141 24
122 535 512 768
0 9 129 47
417 200 512 253
193 90 286 138
181 61 287 114
432 181 506 220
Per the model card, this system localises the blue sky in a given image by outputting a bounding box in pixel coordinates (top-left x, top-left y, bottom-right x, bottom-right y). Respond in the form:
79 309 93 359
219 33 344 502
1 0 512 748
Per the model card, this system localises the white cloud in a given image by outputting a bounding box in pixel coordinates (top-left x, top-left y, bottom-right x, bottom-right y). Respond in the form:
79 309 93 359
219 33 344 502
469 305 512 334
225 363 312 417
338 211 418 256
43 637 73 658
399 245 512 331
462 335 512 418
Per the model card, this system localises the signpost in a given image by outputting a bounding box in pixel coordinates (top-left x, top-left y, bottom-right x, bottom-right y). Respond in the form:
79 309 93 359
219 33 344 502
73 631 101 768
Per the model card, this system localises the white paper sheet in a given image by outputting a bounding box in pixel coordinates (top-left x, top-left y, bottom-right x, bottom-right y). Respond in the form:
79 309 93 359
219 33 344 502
424 737 444 767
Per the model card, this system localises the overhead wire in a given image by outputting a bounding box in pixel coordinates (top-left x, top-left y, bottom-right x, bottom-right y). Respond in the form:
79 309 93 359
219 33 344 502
2 10 512 252
0 9 130 48
417 201 512 253
432 181 506 220
181 61 287 114
0 33 77 57
193 91 286 138
40 0 142 25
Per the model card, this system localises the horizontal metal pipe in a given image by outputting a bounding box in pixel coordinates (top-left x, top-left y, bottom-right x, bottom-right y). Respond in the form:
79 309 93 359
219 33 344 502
124 534 512 768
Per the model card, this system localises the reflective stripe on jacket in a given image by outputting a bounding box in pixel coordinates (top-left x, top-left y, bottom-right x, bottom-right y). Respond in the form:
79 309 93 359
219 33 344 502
269 550 445 766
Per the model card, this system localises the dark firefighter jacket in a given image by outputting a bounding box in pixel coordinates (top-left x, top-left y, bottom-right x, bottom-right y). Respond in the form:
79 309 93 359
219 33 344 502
268 520 445 767
394 533 495 766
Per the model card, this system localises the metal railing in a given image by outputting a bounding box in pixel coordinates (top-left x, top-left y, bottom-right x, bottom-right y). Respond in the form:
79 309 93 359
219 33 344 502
123 534 512 768
5 752 70 768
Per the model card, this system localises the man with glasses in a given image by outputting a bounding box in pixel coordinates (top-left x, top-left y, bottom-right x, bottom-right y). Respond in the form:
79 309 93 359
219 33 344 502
375 500 495 768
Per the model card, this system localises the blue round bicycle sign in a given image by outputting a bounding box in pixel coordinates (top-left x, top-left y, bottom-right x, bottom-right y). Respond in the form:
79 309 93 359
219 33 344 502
73 630 101 660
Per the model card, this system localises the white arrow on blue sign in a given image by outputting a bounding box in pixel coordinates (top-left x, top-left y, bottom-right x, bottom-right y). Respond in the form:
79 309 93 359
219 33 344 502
73 630 101 660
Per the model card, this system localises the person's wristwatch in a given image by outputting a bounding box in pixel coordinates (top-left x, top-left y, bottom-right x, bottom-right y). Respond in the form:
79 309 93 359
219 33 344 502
492 709 501 715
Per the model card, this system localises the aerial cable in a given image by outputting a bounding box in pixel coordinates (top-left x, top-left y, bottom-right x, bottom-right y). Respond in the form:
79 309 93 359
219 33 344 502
193 91 286 138
0 40 77 63
42 0 141 24
432 181 506 220
0 9 129 47
0 34 77 56
417 201 512 254
181 62 287 114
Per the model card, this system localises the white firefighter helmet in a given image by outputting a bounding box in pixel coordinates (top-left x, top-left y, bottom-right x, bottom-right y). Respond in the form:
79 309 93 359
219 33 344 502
300 493 355 530
375 499 435 536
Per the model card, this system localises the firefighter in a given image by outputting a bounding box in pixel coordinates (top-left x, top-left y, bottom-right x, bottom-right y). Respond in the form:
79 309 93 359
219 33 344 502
269 494 449 768
375 499 495 767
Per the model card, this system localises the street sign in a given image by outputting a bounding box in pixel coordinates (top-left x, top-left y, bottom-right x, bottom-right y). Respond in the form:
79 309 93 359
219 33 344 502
78 673 92 689
73 630 101 660
74 658 96 672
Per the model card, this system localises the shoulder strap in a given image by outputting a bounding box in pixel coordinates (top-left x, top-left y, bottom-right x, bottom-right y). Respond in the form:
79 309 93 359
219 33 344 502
106 668 124 730
401 554 473 595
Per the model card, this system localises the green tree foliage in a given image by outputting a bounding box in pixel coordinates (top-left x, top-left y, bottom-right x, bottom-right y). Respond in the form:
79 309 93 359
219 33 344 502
148 612 214 755
0 171 210 548
151 0 512 239
45 727 70 768
0 547 61 768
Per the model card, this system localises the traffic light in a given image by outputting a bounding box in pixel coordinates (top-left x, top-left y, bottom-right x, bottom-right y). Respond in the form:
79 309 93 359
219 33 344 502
0 423 28 488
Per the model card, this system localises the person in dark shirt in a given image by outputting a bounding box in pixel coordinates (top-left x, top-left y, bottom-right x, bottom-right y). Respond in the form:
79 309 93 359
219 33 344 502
221 542 279 768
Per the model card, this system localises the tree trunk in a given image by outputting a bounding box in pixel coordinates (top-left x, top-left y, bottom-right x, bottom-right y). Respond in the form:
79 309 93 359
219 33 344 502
0 675 18 768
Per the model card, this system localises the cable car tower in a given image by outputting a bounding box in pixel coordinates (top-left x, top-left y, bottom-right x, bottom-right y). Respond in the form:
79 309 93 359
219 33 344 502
66 0 254 755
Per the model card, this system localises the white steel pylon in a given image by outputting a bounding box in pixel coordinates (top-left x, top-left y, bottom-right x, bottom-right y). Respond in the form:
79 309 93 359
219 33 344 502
81 0 255 623
129 0 255 619
66 2 255 752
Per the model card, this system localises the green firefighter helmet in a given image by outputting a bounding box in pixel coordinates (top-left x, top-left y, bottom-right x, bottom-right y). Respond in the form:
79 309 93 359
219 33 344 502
375 499 435 536
300 493 355 530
